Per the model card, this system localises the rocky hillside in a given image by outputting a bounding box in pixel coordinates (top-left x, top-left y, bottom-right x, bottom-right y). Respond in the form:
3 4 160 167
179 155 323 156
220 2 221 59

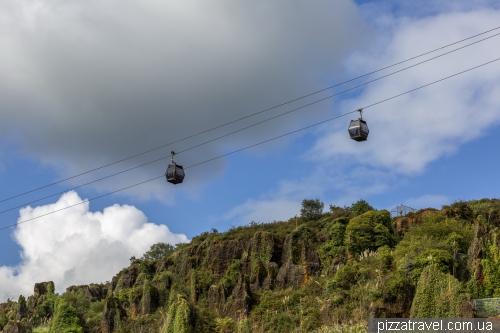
1 198 500 333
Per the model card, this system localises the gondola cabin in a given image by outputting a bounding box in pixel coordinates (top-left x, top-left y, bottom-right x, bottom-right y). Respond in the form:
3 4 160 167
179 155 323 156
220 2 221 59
165 152 185 184
348 109 369 142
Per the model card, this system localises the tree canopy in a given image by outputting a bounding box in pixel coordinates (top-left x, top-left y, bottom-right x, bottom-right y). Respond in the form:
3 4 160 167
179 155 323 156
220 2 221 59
142 242 176 261
300 199 324 220
350 199 374 217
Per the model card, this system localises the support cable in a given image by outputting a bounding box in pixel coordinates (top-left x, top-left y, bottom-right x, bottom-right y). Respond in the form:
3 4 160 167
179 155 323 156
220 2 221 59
2 56 499 231
1 26 499 203
1 32 499 215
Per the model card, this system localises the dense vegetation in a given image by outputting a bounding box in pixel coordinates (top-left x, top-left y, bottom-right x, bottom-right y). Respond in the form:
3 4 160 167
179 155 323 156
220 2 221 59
1 198 500 333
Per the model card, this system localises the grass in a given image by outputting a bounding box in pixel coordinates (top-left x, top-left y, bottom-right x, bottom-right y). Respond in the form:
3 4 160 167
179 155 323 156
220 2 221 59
32 323 50 333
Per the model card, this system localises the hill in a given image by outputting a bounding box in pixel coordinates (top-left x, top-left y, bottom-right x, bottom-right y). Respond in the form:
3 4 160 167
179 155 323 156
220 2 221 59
1 198 500 333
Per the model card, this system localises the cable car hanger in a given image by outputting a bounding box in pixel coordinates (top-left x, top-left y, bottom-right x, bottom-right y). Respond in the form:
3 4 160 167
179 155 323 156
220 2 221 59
165 151 185 184
348 108 369 142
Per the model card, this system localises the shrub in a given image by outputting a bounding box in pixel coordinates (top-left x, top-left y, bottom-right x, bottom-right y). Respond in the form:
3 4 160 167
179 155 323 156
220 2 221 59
61 289 90 320
345 210 395 255
327 261 359 292
330 222 346 247
0 311 7 331
163 295 190 333
84 300 105 331
481 234 500 297
215 317 235 333
49 298 83 333
221 260 241 294
410 264 469 318
32 298 55 326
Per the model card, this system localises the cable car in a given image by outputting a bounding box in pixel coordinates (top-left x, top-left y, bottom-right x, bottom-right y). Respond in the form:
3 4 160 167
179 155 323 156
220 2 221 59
348 108 369 142
165 151 185 184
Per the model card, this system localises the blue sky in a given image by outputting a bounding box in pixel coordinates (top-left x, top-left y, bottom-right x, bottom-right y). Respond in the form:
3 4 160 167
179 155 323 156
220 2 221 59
1 0 500 299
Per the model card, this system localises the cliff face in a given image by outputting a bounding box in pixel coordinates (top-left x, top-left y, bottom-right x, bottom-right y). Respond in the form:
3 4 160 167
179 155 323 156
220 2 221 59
2 199 500 333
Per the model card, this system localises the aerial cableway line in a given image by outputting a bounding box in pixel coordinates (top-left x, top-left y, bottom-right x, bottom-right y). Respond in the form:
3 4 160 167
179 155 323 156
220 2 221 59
1 32 499 214
1 55 499 231
1 26 499 203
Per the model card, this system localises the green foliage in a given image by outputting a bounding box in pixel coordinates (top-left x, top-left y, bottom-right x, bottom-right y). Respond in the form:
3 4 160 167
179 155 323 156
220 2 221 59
236 318 251 333
290 226 316 265
318 244 346 272
301 199 324 220
329 205 352 219
350 199 374 217
345 210 395 255
84 300 105 331
188 269 217 307
32 298 55 326
251 280 323 332
153 271 173 291
311 322 367 333
192 218 302 244
468 198 500 225
221 260 242 294
191 304 215 332
3 197 496 332
318 218 350 270
32 323 50 333
383 270 413 305
442 201 473 220
49 298 83 333
140 279 156 314
330 222 347 247
251 232 273 264
61 289 90 320
163 295 191 333
394 213 473 283
0 311 7 331
481 234 500 297
214 317 235 333
328 261 359 291
47 282 55 295
410 264 469 318
142 242 176 261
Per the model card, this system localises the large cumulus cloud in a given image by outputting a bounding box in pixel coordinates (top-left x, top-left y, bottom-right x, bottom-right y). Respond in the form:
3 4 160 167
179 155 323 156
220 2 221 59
0 0 367 201
0 191 188 301
310 9 500 174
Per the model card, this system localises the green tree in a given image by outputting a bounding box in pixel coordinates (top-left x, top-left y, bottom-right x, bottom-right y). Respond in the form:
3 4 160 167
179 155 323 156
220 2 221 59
142 242 175 261
300 199 324 220
49 298 83 333
329 204 351 219
345 210 395 255
350 199 374 217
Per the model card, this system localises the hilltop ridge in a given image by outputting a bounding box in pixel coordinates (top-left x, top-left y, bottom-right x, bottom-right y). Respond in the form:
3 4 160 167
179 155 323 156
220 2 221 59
1 198 500 333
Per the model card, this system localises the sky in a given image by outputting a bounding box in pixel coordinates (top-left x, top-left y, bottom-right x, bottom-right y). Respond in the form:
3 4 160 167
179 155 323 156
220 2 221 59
1 0 500 300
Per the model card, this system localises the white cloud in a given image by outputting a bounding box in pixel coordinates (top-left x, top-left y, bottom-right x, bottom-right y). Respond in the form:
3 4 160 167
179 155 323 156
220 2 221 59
221 198 300 225
218 164 394 225
402 194 452 210
311 9 500 174
0 191 188 301
221 7 500 223
0 0 368 201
